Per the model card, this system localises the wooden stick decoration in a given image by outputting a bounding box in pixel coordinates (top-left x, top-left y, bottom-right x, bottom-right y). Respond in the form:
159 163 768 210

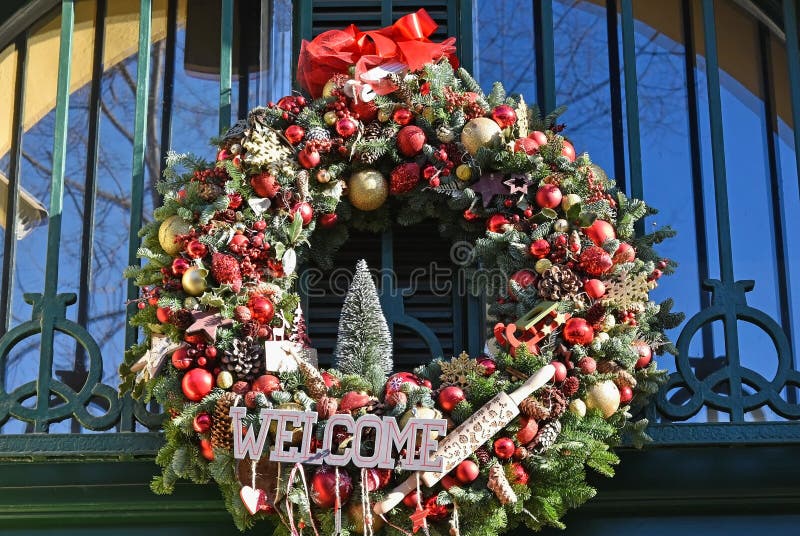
373 364 555 515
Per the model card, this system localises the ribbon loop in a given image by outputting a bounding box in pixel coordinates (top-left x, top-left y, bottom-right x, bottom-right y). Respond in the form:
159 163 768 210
297 8 458 97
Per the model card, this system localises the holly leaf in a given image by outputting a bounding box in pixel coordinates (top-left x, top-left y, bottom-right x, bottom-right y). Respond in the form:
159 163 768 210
567 202 582 222
289 213 303 243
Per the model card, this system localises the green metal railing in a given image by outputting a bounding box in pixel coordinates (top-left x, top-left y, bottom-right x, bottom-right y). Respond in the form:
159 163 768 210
1 0 799 456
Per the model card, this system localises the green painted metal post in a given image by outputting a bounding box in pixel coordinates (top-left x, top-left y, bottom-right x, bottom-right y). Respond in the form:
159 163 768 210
34 0 75 432
533 0 556 113
620 0 644 210
220 0 233 132
784 0 800 194
700 0 742 421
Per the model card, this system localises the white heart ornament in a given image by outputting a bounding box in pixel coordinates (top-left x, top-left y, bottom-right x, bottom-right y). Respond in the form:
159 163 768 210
240 486 266 515
248 197 271 215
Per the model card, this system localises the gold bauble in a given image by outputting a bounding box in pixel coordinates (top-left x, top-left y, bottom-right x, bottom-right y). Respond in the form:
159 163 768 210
584 380 621 418
400 406 442 439
348 169 388 211
158 215 192 255
534 258 552 274
324 111 338 126
461 117 503 155
569 398 587 417
269 402 305 446
456 164 472 181
181 266 207 296
378 109 391 122
347 501 385 534
322 79 337 98
422 106 435 122
216 371 234 389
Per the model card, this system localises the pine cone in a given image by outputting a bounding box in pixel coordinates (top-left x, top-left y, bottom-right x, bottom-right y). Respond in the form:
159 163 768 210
584 302 606 327
532 420 561 453
614 370 637 389
363 122 384 141
359 151 380 165
487 464 517 505
474 446 491 466
170 309 193 330
520 397 551 420
296 357 328 401
305 127 330 143
221 336 265 381
536 265 582 302
561 376 580 397
211 392 238 451
436 124 455 143
596 360 622 374
197 181 224 201
540 386 567 419
388 73 413 103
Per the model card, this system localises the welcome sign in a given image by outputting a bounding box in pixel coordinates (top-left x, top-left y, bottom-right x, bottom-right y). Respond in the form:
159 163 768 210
230 407 448 472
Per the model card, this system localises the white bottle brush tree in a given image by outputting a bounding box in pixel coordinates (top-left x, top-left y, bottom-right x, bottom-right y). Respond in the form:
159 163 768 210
333 259 393 393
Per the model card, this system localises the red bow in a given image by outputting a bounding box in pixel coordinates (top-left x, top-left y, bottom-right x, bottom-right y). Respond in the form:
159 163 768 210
297 9 458 98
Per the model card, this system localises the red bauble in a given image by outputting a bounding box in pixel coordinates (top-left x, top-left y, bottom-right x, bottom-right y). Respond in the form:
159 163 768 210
561 140 576 161
284 125 305 144
578 356 597 374
535 184 563 209
156 307 171 323
403 491 421 508
384 372 425 395
551 360 567 383
491 105 517 128
613 242 636 264
438 385 466 413
200 438 215 461
477 356 497 376
298 148 321 169
192 412 212 433
516 416 538 444
319 213 339 228
351 100 378 122
171 347 193 370
584 279 606 299
335 117 358 138
529 130 548 146
293 202 314 225
633 340 653 369
579 246 613 276
182 368 213 401
563 317 594 346
396 126 426 157
392 108 413 125
493 437 516 459
440 475 458 491
252 374 281 396
508 269 537 299
513 137 539 155
619 385 634 404
463 209 478 221
311 466 352 508
389 162 421 195
454 460 480 484
171 257 190 275
248 295 274 323
186 240 207 259
583 219 616 246
250 173 280 198
510 463 529 485
529 239 551 259
364 468 392 491
487 214 511 233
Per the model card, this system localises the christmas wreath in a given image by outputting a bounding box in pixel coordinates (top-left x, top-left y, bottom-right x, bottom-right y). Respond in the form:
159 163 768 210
120 9 682 536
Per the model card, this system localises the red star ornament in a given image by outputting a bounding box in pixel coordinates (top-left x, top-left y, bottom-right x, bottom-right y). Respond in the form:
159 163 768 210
410 505 430 533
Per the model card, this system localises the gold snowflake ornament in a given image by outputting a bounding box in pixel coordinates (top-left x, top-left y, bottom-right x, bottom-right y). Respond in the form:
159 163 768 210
439 351 486 387
242 126 294 174
602 270 650 311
